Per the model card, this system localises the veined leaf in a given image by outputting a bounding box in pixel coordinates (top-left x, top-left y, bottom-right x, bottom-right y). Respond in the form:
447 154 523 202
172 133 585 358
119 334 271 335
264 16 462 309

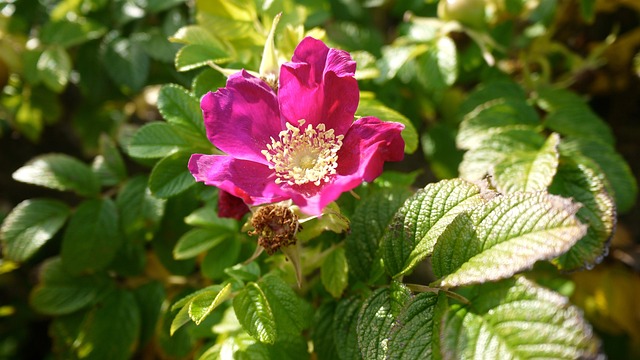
457 80 528 115
259 274 313 336
29 258 113 315
189 283 233 325
171 285 223 312
61 198 121 274
387 292 441 360
333 297 363 360
457 98 540 150
116 175 166 240
12 153 101 197
170 25 222 46
560 137 637 214
1 199 69 262
157 84 205 134
492 132 560 193
415 35 457 92
458 128 546 181
536 87 614 146
92 135 127 186
382 179 485 278
321 247 349 298
101 33 149 91
233 282 276 344
149 152 196 198
550 159 615 271
356 97 419 154
440 277 600 359
175 44 229 71
128 122 191 159
312 303 340 360
40 18 106 48
432 192 587 287
173 228 229 260
345 187 411 282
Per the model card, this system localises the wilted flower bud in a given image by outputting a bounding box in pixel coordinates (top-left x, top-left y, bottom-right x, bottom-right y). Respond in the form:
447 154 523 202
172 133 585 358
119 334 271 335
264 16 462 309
249 204 300 255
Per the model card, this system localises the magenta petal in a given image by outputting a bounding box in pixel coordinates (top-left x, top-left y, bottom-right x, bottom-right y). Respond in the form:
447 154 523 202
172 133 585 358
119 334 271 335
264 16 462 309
278 39 358 135
336 116 405 181
201 70 282 164
189 154 288 205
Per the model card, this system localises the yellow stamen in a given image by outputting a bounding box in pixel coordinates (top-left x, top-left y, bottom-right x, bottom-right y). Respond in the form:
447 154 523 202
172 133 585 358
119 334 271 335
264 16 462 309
261 120 343 187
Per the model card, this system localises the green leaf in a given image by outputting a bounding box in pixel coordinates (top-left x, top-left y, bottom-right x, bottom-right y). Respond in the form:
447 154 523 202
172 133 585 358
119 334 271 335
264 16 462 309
157 84 206 137
189 283 233 325
492 132 560 193
92 135 127 186
458 80 527 115
116 175 166 240
356 97 419 154
171 284 223 311
333 297 364 360
345 187 411 282
143 0 185 13
40 18 106 48
29 258 113 316
382 179 485 278
149 152 196 198
457 98 540 151
37 46 71 93
312 303 340 360
175 44 229 71
170 25 222 46
170 299 193 336
536 87 614 146
1 199 70 262
357 285 410 360
13 153 101 197
416 36 457 91
458 128 546 182
173 228 229 260
386 292 439 360
51 289 142 360
550 159 615 271
233 282 276 344
133 281 165 345
321 247 348 298
127 122 191 159
61 198 122 274
202 236 242 280
440 277 600 359
432 192 587 287
101 33 149 91
259 273 312 336
560 138 637 213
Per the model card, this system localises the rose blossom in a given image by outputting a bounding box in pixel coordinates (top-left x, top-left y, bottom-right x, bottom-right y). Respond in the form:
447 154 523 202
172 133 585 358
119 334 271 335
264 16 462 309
189 37 405 215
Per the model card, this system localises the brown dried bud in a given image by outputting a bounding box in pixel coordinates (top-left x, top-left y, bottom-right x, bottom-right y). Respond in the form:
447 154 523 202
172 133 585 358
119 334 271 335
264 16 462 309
249 205 300 255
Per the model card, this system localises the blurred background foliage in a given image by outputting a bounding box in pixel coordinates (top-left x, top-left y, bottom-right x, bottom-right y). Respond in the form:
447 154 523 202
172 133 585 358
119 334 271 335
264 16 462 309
0 0 639 359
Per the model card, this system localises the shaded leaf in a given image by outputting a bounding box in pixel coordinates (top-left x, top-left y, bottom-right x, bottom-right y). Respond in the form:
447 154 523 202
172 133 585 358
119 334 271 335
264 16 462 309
387 292 440 360
13 153 101 197
127 122 191 159
149 152 196 198
41 18 106 48
173 228 229 260
101 33 149 91
356 97 419 154
1 199 69 262
333 297 364 360
321 247 348 298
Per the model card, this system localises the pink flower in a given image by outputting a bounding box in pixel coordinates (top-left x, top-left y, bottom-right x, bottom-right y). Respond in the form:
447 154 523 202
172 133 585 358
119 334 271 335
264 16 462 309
188 37 405 215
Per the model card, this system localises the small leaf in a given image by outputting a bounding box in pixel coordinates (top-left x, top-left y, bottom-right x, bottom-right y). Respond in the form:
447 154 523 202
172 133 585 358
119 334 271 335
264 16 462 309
233 282 276 344
13 153 101 197
1 199 69 262
189 283 233 325
173 228 228 260
128 122 191 159
387 292 440 360
157 84 206 137
333 297 364 360
321 247 348 298
37 46 71 93
382 179 485 278
356 97 419 154
440 277 601 359
92 135 127 186
61 198 121 274
116 175 166 240
432 192 587 287
41 18 106 48
175 44 229 71
149 152 196 198
345 187 411 282
30 258 113 315
170 303 191 336
171 284 223 311
550 159 615 271
101 33 149 91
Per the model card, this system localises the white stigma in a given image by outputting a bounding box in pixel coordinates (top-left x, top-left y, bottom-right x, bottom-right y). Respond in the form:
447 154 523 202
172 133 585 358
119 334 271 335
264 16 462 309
262 120 344 187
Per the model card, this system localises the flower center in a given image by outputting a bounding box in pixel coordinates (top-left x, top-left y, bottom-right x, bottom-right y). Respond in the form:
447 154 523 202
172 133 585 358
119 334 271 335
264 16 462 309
262 120 344 186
